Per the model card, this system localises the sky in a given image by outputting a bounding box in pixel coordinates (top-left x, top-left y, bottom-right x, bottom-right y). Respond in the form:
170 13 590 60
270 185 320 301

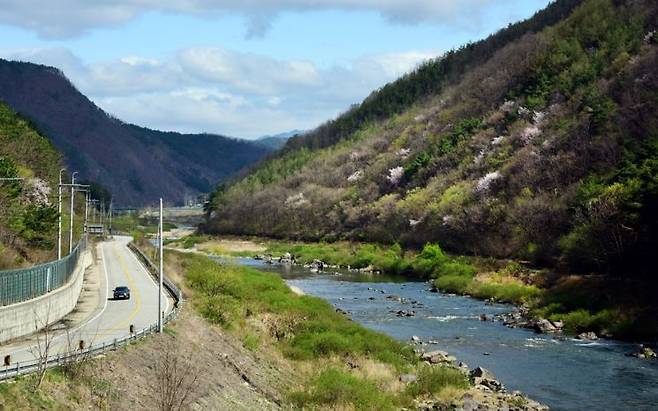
0 1 552 139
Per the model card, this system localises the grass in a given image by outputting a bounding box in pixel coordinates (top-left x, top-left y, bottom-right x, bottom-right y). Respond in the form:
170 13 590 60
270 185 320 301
405 365 469 398
289 368 398 410
181 252 416 369
176 250 475 409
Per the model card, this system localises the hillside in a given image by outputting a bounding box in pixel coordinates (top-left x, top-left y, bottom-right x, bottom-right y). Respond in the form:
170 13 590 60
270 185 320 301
204 0 658 278
0 102 63 268
0 59 272 206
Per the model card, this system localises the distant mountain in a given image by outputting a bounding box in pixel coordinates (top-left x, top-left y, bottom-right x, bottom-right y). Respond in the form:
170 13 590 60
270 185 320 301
0 59 272 206
256 130 305 150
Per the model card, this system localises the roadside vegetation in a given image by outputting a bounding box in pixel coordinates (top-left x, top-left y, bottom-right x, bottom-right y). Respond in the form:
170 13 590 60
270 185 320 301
176 250 475 409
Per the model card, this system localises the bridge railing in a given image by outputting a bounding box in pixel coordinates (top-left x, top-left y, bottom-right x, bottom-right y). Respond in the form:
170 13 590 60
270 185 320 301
0 237 87 307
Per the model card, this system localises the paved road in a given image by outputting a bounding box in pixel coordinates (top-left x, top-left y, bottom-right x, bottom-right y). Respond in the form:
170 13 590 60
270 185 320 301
3 236 172 364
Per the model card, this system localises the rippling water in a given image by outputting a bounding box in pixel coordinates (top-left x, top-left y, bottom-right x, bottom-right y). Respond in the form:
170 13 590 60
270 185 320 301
227 257 658 411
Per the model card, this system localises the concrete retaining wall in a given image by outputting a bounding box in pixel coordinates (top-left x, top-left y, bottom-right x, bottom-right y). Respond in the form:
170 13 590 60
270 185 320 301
0 250 91 344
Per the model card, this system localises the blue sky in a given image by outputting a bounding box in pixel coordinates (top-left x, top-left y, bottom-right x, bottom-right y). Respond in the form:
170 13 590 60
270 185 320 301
0 1 551 138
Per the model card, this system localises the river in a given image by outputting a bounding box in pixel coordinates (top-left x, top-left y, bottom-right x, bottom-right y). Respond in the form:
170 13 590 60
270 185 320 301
225 257 658 411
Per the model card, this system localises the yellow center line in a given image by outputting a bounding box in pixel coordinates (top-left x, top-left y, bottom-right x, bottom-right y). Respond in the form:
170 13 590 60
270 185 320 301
103 241 142 333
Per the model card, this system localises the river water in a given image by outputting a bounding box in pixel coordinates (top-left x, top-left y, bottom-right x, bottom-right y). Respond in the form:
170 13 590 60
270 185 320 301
225 257 658 411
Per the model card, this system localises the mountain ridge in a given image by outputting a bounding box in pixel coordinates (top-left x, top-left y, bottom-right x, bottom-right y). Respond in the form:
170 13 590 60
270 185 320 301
0 59 272 206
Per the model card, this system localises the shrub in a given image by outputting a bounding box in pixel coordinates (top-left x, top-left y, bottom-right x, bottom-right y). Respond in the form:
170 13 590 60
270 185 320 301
406 365 469 397
289 368 396 410
434 275 472 294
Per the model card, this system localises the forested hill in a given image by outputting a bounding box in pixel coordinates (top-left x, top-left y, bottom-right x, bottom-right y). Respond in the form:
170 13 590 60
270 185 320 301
0 60 272 205
0 102 62 267
204 0 658 278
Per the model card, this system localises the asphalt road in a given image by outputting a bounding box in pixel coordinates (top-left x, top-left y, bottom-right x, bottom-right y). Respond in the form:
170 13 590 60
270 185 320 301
3 235 172 364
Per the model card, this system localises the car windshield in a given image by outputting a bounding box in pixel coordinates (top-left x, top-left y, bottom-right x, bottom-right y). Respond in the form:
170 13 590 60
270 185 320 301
115 287 129 291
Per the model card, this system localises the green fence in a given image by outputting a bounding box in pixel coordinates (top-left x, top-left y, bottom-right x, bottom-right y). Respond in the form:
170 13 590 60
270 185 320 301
0 237 86 307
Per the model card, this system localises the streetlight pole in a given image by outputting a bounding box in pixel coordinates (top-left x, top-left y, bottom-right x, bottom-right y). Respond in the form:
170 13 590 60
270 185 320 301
69 171 78 255
158 198 164 333
57 169 66 260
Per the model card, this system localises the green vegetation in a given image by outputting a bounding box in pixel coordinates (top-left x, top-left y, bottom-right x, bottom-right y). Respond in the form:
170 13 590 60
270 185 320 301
290 368 397 410
182 252 415 367
176 250 475 408
406 365 469 398
0 102 80 268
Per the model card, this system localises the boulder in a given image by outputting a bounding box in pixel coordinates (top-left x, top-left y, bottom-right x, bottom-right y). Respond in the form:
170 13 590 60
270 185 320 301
576 331 598 340
469 367 505 392
395 310 416 317
533 318 557 333
628 345 657 359
421 350 456 364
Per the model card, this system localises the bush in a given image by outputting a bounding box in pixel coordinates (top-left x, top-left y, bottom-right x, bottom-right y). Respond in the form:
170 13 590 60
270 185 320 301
434 275 472 294
290 368 397 410
406 365 469 397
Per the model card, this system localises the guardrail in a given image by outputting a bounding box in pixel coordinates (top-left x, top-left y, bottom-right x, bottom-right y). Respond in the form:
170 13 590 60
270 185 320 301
127 242 183 302
0 240 182 381
0 310 178 381
0 237 87 307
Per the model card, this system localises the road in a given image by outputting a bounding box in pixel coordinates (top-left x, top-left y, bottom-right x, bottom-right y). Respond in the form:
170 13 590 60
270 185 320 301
2 236 173 364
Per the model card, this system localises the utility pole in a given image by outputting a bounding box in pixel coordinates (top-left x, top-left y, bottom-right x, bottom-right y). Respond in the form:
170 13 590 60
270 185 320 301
84 190 89 234
57 169 66 260
69 172 78 255
109 201 113 235
158 198 164 333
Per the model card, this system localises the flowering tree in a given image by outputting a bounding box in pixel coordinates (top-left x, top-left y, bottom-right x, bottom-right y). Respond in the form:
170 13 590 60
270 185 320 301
387 166 404 185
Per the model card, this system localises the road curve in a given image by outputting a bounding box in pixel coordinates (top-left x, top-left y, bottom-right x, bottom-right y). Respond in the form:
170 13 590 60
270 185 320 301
3 235 173 364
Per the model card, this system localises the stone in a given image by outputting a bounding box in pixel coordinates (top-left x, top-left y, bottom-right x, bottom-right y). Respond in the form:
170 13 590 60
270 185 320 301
479 314 488 321
421 350 455 364
533 318 557 333
576 331 598 340
628 345 657 359
469 366 495 380
399 374 417 383
411 335 421 343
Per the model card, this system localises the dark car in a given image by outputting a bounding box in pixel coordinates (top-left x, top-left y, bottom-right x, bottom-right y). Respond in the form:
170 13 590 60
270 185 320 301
113 286 131 300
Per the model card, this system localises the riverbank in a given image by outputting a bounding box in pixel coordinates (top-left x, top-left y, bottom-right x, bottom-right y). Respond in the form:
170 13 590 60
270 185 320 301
171 247 548 410
169 235 658 343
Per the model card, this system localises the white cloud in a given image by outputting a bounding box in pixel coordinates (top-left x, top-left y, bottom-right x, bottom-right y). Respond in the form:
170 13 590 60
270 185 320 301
0 46 438 137
0 0 494 39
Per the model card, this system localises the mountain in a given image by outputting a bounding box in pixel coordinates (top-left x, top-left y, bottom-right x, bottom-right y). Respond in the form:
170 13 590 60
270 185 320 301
203 0 658 278
0 59 272 206
256 130 305 150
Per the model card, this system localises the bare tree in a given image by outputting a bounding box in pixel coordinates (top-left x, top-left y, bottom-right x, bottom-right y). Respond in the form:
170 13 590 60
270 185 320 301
152 339 200 411
28 302 55 390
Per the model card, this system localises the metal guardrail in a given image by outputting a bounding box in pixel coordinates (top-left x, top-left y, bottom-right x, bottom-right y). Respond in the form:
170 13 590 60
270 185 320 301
0 237 87 307
127 242 183 302
0 240 183 381
0 310 179 381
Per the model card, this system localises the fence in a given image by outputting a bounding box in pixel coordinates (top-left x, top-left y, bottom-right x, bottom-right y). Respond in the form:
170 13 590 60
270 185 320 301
0 237 87 307
0 241 182 381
